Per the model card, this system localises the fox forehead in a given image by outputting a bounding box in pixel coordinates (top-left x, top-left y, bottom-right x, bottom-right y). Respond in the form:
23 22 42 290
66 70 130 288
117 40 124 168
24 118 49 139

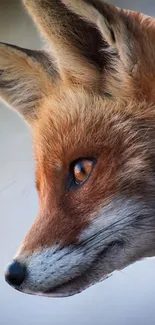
34 88 108 162
33 85 153 165
33 86 128 163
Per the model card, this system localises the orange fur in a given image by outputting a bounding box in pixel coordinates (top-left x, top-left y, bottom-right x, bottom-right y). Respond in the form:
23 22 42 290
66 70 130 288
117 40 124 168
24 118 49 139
2 0 155 297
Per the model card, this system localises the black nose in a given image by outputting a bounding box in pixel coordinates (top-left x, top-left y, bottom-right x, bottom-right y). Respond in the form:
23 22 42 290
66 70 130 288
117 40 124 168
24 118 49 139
5 260 26 287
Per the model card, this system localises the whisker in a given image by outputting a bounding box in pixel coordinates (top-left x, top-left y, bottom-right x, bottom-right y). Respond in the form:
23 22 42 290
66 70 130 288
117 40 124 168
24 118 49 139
84 221 129 254
80 213 133 247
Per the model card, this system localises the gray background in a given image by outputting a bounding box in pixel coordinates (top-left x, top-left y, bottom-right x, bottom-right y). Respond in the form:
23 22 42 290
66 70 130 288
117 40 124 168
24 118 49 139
0 1 155 324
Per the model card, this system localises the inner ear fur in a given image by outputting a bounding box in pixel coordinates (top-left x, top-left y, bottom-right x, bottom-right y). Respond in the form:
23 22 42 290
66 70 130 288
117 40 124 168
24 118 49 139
23 0 114 85
24 0 155 81
0 42 56 122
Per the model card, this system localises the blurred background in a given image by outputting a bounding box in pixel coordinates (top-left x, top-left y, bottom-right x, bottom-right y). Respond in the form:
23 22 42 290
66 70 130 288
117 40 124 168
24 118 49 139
0 1 155 324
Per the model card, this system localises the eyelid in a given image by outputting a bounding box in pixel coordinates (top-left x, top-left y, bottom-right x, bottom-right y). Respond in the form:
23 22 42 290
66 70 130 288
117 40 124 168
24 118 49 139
70 157 96 170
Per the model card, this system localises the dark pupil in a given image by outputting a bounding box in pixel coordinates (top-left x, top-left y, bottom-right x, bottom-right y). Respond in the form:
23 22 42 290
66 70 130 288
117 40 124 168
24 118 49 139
77 163 87 175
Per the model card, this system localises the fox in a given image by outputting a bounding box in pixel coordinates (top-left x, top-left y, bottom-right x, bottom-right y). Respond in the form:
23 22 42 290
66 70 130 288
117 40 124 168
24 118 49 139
1 0 155 298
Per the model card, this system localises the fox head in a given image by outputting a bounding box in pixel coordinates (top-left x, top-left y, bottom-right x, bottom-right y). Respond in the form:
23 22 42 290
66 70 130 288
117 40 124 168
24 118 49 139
2 0 155 297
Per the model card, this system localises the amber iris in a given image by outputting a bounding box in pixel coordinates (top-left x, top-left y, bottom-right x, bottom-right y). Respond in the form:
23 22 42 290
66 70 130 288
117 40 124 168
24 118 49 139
73 159 94 185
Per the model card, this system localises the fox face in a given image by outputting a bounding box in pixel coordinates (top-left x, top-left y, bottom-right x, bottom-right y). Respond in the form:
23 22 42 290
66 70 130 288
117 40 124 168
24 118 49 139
2 0 155 297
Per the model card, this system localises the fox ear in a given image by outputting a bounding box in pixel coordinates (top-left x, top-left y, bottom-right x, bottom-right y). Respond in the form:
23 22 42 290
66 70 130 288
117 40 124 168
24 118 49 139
62 0 118 47
0 43 55 123
23 0 136 85
23 0 117 84
62 0 132 67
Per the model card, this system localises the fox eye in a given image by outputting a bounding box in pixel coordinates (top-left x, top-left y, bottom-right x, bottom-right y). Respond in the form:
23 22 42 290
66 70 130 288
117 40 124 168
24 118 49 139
73 159 93 184
67 158 95 189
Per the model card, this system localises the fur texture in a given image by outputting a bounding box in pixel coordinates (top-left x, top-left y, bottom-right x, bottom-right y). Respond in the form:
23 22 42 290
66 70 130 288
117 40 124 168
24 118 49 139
1 0 155 297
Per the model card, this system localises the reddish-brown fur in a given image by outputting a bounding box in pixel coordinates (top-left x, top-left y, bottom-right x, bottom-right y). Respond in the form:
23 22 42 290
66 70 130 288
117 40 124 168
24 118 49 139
21 92 155 252
2 0 155 297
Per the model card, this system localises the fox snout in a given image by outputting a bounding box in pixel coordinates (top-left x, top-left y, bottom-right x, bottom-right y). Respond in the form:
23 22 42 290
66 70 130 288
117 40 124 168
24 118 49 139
5 198 155 297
